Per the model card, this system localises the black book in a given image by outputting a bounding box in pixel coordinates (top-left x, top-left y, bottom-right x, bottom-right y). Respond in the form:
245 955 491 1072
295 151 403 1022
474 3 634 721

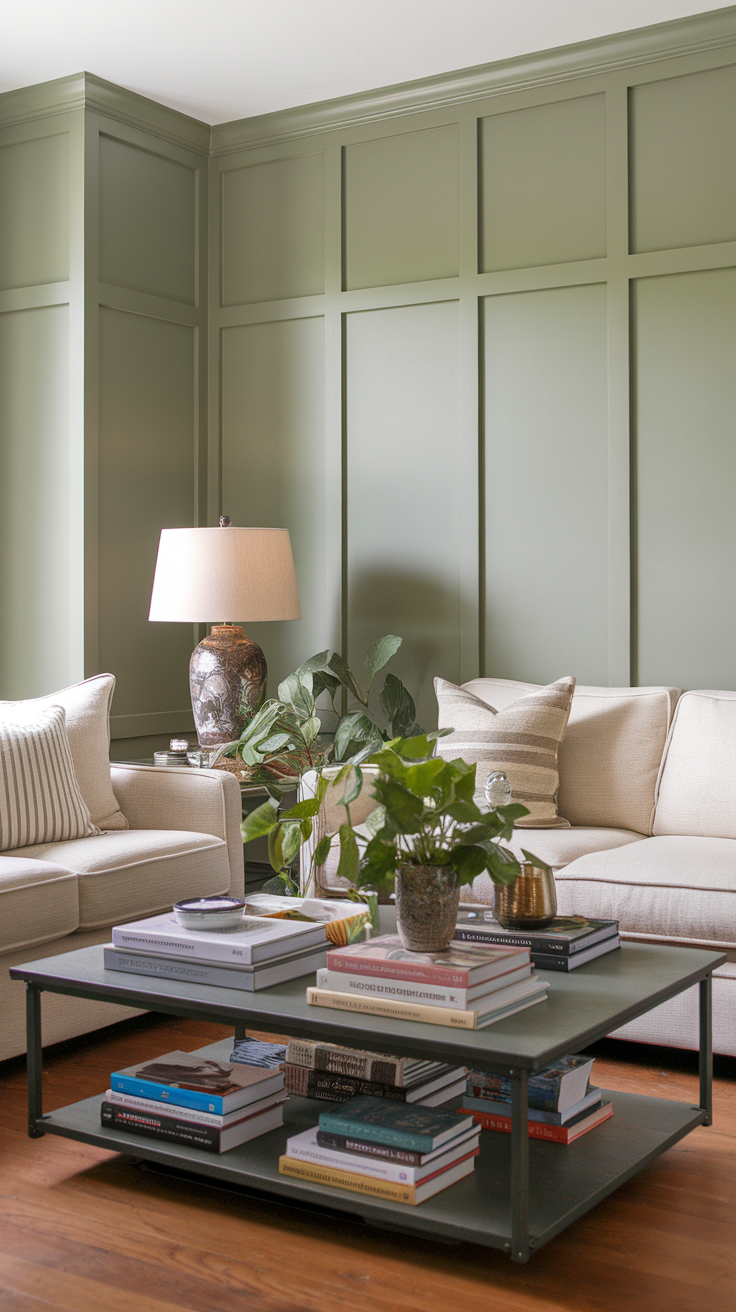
100 1099 283 1152
454 914 618 956
283 1063 460 1103
315 1124 479 1167
532 937 620 971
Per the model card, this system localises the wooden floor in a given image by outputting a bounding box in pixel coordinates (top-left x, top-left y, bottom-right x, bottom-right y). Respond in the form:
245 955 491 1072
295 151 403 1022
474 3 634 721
0 1013 734 1312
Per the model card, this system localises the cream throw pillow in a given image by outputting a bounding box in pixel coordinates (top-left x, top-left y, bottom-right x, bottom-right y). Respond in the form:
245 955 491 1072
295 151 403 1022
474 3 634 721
0 704 101 851
0 674 127 830
434 675 576 828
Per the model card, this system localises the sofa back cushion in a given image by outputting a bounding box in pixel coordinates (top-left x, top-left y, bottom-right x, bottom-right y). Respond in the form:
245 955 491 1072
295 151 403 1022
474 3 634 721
0 674 127 830
653 689 736 838
0 704 100 851
463 678 681 835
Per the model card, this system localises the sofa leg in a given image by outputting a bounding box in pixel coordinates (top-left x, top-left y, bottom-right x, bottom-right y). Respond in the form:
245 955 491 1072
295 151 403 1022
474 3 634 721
699 974 713 1126
234 1023 247 1041
25 983 45 1138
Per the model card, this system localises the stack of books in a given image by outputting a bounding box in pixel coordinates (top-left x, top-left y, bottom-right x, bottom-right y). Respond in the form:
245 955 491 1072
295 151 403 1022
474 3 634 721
279 1097 480 1204
101 1047 287 1152
460 1054 613 1144
104 910 329 990
306 934 548 1029
453 912 620 971
281 1037 466 1105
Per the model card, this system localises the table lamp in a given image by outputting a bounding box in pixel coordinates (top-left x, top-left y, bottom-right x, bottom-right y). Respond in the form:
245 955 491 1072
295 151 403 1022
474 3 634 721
148 518 301 747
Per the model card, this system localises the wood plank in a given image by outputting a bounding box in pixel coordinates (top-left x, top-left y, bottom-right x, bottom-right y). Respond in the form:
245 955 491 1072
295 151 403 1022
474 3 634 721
0 1015 734 1311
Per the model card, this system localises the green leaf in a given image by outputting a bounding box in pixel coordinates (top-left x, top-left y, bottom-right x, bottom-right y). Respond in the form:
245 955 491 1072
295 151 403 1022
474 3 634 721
448 845 486 882
301 715 322 745
333 712 380 762
363 635 402 686
358 836 397 887
267 825 285 873
261 874 291 895
373 779 423 833
282 797 322 820
294 650 332 677
394 733 437 761
258 732 291 754
312 670 341 702
328 651 364 704
280 821 304 866
340 765 364 806
313 834 333 866
444 799 483 825
364 804 386 838
336 824 360 885
403 757 449 797
379 673 417 737
240 799 279 844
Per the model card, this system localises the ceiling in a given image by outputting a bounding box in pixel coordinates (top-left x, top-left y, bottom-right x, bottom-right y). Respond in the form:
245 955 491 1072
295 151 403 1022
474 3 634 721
1 2 731 125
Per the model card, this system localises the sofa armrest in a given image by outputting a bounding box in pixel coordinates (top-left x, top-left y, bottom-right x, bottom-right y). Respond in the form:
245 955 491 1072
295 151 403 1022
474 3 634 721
110 765 244 896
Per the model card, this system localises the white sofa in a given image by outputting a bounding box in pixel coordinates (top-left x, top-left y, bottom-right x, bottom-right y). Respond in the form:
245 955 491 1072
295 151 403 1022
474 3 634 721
306 680 736 1057
1 676 244 1062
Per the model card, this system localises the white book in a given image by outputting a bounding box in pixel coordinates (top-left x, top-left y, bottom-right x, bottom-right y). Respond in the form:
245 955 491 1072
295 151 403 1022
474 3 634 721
112 911 327 964
104 1087 288 1129
285 1126 481 1185
315 967 542 1014
314 962 532 1009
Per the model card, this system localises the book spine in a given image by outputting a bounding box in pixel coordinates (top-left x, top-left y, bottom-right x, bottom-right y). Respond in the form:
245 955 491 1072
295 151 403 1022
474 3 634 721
452 927 569 954
105 1088 227 1127
283 1065 405 1102
325 953 470 987
286 1144 420 1183
306 986 478 1029
317 1111 436 1151
104 948 257 990
315 1130 424 1165
468 1070 570 1110
101 1102 221 1151
111 927 257 965
462 1105 612 1141
109 1074 227 1114
278 1155 418 1203
285 1038 403 1086
317 967 472 1008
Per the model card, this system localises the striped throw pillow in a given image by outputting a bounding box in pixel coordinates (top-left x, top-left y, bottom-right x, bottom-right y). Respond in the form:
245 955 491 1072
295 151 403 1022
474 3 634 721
0 704 101 852
434 676 576 828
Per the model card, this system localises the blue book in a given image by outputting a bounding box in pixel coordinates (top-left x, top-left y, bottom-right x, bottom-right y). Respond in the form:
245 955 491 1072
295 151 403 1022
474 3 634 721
110 1049 284 1115
318 1096 473 1152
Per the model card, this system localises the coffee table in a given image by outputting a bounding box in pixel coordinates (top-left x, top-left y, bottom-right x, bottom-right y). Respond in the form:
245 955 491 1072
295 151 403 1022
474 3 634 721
10 923 724 1263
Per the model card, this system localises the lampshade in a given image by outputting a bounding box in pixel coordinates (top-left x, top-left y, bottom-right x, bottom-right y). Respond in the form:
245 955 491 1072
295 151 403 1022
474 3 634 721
148 526 301 623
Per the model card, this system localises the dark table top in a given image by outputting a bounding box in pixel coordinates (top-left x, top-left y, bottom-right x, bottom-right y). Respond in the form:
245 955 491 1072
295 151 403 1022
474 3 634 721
11 915 725 1073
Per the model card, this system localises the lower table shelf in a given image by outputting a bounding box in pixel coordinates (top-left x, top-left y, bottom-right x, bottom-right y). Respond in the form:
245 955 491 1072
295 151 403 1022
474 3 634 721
38 1088 704 1254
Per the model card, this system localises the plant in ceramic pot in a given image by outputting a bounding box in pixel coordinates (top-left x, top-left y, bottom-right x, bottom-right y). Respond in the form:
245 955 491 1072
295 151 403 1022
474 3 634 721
343 733 547 952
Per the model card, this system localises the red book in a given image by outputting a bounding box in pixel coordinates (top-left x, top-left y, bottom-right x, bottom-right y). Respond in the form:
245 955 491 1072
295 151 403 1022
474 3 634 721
461 1100 613 1144
325 935 529 987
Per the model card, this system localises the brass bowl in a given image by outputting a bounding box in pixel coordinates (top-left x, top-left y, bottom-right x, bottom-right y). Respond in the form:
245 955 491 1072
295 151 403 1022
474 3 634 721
493 862 557 930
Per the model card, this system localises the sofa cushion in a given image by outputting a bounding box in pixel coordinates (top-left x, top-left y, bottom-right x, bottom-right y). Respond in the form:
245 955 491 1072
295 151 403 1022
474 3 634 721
555 835 736 950
1 674 127 831
1 704 101 851
464 678 681 835
7 829 231 929
459 827 647 904
435 675 575 827
653 690 736 839
0 855 79 953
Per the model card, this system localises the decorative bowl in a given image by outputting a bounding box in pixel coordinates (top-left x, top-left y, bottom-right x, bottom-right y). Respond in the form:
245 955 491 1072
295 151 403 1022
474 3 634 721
173 896 247 931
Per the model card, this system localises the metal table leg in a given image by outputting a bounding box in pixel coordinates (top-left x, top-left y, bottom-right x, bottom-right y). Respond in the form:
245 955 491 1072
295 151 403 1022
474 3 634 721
509 1067 530 1262
699 974 713 1126
234 1023 247 1041
26 983 45 1138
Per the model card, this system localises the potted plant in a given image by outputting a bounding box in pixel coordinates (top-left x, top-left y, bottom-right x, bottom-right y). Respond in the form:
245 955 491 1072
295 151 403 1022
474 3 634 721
243 732 547 951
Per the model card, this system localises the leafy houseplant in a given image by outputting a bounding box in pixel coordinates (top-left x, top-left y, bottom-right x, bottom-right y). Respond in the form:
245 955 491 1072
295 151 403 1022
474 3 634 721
242 732 547 946
211 635 421 791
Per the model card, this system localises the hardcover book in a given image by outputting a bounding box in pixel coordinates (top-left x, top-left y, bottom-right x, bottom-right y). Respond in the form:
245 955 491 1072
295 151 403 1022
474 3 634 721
306 980 548 1029
283 1063 463 1104
103 944 326 990
317 1096 474 1152
325 934 529 986
315 965 536 1011
278 1153 476 1204
111 912 327 965
101 1098 284 1152
315 1122 480 1167
105 1086 288 1128
285 1127 481 1186
462 1086 602 1125
284 1038 430 1086
462 1099 613 1144
453 913 618 956
109 1049 285 1115
467 1055 594 1112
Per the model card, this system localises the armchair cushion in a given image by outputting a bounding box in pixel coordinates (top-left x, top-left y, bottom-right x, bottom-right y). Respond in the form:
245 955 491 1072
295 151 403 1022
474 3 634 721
0 855 79 953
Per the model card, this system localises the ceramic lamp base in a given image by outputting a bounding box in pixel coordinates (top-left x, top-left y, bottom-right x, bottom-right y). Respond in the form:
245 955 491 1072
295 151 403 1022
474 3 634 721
189 624 267 747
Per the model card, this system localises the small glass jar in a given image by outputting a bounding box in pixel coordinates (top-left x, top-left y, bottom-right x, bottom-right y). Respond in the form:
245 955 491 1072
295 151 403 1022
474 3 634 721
484 770 512 809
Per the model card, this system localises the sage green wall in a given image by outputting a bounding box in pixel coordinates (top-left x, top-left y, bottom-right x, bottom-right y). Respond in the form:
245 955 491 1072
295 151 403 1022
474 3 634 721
210 12 736 714
0 77 208 752
0 111 84 699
